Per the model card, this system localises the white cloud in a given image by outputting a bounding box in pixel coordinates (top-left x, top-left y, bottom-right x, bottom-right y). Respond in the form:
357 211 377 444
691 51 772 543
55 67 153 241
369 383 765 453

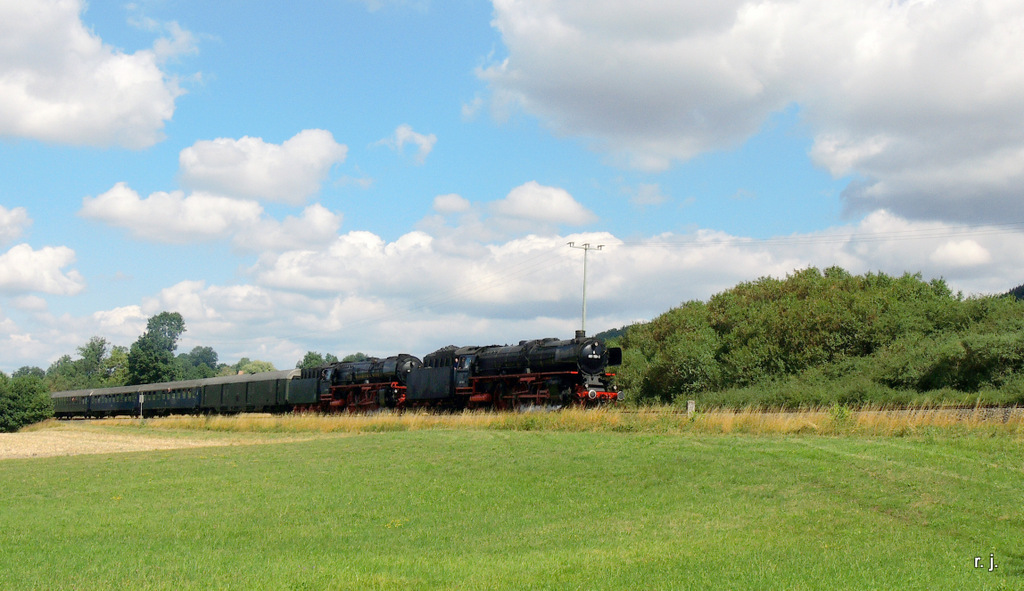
492 181 597 225
249 225 793 332
433 193 472 214
461 95 485 121
136 279 340 364
482 0 783 170
930 240 992 268
172 220 892 365
250 230 437 295
0 329 52 371
237 203 344 252
482 0 1024 222
79 183 345 252
9 205 1024 373
765 210 1022 294
150 21 199 62
377 124 437 164
0 206 31 245
0 244 85 295
178 129 348 204
92 305 147 338
12 295 47 312
0 0 191 148
80 183 264 244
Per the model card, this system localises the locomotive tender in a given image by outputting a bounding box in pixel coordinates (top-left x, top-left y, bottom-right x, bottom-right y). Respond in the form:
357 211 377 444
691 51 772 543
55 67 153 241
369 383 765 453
52 332 621 418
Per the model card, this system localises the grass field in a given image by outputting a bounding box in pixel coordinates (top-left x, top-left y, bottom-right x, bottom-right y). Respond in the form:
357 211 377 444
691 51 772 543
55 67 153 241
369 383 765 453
1 410 1022 590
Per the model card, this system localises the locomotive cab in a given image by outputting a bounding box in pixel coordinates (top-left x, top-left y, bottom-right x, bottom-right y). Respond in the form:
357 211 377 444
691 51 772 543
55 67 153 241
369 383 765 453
455 354 475 387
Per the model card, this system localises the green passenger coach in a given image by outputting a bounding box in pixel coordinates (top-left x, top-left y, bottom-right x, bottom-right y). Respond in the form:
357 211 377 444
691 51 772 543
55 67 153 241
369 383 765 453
53 370 319 418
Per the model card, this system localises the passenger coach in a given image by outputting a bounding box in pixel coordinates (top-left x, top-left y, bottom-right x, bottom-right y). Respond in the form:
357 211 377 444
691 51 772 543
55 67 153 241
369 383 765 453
53 370 319 418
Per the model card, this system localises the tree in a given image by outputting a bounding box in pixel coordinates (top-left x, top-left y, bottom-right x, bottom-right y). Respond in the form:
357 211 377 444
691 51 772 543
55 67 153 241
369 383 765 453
617 267 1024 406
43 338 130 391
103 346 130 386
238 360 277 374
296 351 339 369
185 346 219 369
127 312 186 385
45 354 80 392
12 366 45 380
218 357 277 375
177 346 219 379
0 373 52 432
77 337 108 382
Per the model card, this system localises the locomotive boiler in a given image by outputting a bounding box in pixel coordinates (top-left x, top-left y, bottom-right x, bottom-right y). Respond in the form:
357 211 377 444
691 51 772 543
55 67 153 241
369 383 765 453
323 354 422 386
470 332 622 378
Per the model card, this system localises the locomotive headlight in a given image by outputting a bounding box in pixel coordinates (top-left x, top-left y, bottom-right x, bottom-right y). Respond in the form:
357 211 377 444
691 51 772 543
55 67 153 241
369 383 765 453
588 389 597 400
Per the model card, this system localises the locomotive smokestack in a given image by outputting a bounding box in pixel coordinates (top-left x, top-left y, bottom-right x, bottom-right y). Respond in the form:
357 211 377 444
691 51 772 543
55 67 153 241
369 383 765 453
575 330 586 339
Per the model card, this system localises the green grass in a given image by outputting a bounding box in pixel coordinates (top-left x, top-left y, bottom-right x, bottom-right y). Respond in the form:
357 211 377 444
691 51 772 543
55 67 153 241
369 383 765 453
2 425 1022 589
81 404 1024 437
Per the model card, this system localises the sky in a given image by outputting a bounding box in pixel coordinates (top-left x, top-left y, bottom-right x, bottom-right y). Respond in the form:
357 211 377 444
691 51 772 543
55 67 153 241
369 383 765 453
3 0 1024 373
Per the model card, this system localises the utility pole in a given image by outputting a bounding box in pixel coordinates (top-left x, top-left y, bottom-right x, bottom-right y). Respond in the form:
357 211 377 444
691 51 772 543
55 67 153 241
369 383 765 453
567 242 603 336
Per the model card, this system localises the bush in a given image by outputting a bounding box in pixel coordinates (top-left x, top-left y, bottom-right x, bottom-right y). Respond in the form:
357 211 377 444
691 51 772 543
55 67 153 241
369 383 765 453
0 374 53 432
619 266 1024 408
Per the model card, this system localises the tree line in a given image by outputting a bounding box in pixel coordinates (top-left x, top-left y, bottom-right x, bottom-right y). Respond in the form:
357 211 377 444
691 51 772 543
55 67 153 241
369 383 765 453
1 310 364 431
614 266 1024 408
9 311 368 395
10 312 253 392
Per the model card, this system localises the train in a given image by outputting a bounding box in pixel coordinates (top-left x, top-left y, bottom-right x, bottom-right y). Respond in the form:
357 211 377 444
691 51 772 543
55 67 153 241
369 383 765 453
51 332 622 418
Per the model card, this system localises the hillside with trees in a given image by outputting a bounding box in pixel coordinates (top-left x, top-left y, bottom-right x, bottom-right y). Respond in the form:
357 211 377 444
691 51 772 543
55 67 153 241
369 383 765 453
616 267 1024 408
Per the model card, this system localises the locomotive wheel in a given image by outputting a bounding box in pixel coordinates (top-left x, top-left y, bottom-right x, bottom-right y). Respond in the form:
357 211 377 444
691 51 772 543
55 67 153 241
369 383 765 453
504 383 521 411
493 383 505 410
494 383 511 411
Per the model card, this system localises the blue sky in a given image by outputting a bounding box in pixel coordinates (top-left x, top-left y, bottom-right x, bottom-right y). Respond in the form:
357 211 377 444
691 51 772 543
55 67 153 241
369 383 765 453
3 0 1024 373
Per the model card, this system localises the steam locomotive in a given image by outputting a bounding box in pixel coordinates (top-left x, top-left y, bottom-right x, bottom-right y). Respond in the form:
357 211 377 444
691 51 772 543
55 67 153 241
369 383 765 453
52 332 621 417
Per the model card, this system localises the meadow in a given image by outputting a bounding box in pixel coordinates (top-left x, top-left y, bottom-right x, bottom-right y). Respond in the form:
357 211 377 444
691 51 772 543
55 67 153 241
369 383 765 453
1 408 1021 590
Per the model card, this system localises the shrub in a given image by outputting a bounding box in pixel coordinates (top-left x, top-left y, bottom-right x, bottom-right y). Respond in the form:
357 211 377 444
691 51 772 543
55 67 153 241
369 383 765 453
619 266 1024 408
0 374 53 432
